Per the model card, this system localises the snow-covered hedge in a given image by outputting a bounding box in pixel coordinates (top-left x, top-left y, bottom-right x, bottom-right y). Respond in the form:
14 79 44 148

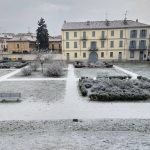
44 62 63 77
21 67 32 76
79 77 150 101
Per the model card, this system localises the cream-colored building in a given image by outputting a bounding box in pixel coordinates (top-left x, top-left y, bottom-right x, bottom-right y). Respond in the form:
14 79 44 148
62 19 150 62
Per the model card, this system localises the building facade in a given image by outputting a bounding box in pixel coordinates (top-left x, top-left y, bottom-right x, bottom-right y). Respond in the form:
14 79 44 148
62 19 150 62
49 36 62 54
7 37 36 54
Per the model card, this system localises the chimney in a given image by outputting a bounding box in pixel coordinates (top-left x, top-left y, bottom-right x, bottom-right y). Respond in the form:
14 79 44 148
64 20 67 24
87 21 90 25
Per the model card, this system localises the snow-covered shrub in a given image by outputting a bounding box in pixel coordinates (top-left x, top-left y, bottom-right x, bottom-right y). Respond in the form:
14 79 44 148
79 76 150 101
30 62 39 71
44 62 63 77
80 85 88 96
21 67 32 76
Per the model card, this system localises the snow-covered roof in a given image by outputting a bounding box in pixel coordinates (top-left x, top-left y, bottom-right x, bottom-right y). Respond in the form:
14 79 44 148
62 20 150 30
49 35 62 42
7 36 36 42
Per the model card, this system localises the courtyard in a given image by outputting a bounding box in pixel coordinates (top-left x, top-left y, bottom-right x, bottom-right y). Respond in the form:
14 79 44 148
0 62 150 149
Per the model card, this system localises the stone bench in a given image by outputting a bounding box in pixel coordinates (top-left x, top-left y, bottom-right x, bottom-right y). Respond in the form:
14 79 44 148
0 93 21 102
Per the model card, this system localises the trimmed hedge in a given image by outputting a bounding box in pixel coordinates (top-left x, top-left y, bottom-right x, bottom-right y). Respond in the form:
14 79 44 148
78 77 150 101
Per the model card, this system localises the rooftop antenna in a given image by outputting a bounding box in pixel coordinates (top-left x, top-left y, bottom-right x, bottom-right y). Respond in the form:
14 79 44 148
125 10 128 20
123 10 128 25
105 12 110 26
105 12 108 21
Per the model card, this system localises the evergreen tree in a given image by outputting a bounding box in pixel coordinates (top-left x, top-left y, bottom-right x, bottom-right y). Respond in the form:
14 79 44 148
36 18 49 51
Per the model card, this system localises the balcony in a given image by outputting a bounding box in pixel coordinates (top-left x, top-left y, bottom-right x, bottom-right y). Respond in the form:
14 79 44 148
100 36 107 40
139 45 147 50
89 47 98 51
129 45 147 51
81 37 87 40
129 46 137 50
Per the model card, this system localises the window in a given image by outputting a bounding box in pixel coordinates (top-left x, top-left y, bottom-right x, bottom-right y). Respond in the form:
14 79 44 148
140 30 147 38
101 41 105 48
101 52 104 58
59 44 61 49
102 31 105 38
92 31 95 37
74 32 77 38
110 52 113 58
66 32 69 40
111 31 114 36
83 41 86 48
83 53 86 58
120 30 123 38
74 53 77 58
139 40 147 49
74 42 78 48
110 41 114 48
91 41 97 49
83 31 86 39
66 42 69 49
130 51 134 58
52 44 54 50
130 30 137 38
119 41 123 47
130 41 136 49
16 44 19 49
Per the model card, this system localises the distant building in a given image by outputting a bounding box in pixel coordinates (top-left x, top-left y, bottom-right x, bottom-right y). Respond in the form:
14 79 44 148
62 19 150 62
7 36 36 54
49 36 62 54
0 34 13 53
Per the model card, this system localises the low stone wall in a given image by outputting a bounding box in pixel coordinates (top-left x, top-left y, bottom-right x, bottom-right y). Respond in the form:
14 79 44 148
0 54 66 61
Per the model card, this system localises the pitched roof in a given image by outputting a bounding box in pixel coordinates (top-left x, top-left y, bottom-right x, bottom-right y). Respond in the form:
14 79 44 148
62 20 150 30
7 36 36 42
49 36 62 42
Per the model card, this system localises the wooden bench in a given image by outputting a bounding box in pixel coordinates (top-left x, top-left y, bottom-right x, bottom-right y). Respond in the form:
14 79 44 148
0 93 21 103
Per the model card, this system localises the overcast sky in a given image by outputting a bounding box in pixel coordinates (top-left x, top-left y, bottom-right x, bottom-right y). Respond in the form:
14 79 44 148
0 0 149 35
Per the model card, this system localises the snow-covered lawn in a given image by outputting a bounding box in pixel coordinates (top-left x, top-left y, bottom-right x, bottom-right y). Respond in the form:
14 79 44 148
115 62 150 79
1 120 150 150
75 67 128 78
0 69 13 77
0 81 66 103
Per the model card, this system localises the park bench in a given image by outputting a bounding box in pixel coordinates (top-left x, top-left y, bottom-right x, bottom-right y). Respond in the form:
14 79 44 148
0 93 21 103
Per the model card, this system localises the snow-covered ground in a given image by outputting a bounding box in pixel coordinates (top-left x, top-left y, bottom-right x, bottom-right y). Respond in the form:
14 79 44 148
0 69 13 77
115 62 150 79
1 120 150 150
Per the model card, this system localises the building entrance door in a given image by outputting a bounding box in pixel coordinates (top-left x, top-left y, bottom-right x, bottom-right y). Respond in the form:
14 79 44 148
66 53 70 61
118 52 122 60
139 51 144 61
89 51 98 63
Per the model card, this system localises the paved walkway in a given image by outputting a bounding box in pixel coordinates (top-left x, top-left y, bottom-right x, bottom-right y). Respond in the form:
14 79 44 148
114 65 139 79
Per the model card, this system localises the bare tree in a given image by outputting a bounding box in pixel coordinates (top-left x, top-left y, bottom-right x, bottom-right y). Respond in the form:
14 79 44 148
33 50 54 73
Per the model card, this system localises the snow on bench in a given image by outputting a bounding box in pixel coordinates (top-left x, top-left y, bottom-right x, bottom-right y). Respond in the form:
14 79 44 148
0 93 21 102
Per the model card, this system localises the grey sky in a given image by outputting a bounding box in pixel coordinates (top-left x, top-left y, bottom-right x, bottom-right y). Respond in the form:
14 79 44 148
0 0 149 35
